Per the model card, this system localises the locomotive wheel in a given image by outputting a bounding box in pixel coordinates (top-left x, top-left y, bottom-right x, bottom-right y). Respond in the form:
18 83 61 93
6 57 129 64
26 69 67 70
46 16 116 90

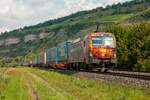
86 64 92 71
85 64 89 71
98 67 108 72
100 67 108 72
83 64 86 71
99 63 108 72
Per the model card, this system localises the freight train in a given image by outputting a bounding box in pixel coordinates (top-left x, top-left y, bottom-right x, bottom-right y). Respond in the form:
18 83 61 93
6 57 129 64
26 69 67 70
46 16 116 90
30 31 116 72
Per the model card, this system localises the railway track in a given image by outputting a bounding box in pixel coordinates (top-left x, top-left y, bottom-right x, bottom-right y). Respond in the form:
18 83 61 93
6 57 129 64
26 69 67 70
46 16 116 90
51 68 150 81
93 70 150 81
45 68 150 88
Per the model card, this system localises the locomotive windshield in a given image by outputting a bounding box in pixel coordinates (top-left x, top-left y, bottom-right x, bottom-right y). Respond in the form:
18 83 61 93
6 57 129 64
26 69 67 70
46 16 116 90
103 36 113 46
92 38 103 45
92 34 114 47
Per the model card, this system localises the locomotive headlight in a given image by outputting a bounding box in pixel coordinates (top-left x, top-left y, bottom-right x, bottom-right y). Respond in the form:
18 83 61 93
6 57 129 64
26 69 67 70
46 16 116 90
101 48 106 53
90 52 93 57
101 53 105 56
114 53 116 58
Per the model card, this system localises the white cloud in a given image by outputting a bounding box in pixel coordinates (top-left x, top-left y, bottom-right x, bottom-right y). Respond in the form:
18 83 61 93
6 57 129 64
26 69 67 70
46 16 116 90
0 27 9 33
0 0 132 33
0 0 12 14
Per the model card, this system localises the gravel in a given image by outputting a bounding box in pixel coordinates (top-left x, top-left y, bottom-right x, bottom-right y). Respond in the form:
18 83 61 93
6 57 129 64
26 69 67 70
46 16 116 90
109 70 150 76
73 72 150 89
47 68 150 89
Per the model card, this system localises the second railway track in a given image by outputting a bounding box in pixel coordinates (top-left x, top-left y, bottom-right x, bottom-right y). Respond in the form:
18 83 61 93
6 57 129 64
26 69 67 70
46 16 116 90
93 70 150 81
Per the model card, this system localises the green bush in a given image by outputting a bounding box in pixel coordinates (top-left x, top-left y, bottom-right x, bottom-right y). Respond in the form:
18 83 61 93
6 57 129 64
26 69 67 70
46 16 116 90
105 22 150 71
134 58 150 72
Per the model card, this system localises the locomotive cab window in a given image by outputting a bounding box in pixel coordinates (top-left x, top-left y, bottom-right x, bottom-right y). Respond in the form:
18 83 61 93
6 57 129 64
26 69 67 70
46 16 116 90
92 38 103 46
103 36 114 47
92 34 114 47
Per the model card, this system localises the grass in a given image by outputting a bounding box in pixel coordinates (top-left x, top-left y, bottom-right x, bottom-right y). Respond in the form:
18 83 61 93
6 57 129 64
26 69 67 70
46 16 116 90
0 67 150 100
43 13 133 30
99 14 133 22
0 68 30 100
125 8 150 22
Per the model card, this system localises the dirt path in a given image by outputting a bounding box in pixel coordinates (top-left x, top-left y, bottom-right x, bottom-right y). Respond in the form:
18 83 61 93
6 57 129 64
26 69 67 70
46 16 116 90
26 70 68 99
22 73 39 100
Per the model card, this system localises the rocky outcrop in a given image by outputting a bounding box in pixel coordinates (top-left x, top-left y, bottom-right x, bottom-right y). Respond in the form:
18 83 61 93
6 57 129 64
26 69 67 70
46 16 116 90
4 37 20 45
24 34 36 42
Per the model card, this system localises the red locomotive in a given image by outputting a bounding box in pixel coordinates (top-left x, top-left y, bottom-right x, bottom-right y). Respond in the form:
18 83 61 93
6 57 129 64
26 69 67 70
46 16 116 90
68 32 116 71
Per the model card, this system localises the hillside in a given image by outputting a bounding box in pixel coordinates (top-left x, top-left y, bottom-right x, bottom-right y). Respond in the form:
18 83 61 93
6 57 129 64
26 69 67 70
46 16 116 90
0 0 150 58
125 8 150 22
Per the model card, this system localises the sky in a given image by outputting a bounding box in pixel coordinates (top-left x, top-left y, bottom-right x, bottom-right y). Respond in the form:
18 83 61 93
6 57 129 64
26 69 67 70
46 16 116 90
0 0 132 33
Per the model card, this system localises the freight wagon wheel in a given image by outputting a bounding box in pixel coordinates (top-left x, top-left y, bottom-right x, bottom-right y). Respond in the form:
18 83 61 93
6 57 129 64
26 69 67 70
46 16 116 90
72 63 76 70
70 63 74 70
67 64 70 70
85 64 89 71
75 63 79 71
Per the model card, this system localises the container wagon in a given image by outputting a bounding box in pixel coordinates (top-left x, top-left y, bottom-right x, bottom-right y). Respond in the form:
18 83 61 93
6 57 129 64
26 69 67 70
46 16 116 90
49 47 58 68
56 41 72 68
